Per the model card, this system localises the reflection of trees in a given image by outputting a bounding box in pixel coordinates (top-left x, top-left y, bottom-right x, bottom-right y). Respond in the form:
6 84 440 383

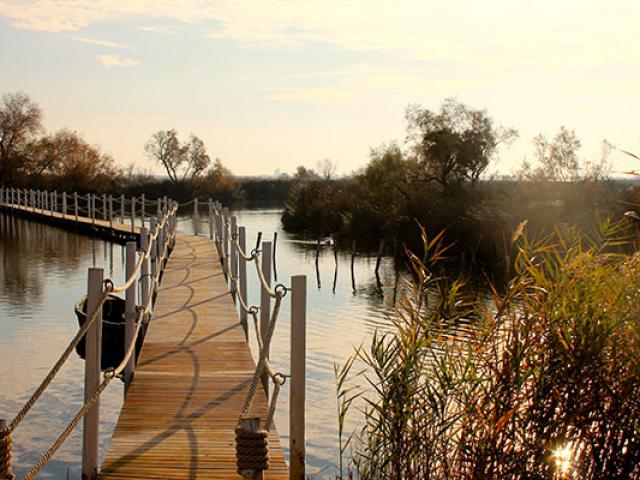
0 213 97 307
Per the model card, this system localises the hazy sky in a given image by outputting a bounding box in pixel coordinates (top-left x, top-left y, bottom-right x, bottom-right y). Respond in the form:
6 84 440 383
0 1 638 177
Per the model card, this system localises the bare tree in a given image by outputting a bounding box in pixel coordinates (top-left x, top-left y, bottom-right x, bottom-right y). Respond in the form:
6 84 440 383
144 129 186 183
183 134 211 180
0 92 42 182
145 130 212 183
317 158 336 180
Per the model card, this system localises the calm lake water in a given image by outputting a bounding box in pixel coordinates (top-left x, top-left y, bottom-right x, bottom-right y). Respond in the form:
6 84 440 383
0 208 404 479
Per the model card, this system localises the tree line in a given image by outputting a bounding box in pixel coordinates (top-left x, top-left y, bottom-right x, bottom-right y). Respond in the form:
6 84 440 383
0 92 241 201
282 98 629 270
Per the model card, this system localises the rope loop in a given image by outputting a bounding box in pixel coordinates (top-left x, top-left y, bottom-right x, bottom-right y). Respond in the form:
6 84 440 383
272 372 288 386
274 284 288 298
103 279 115 292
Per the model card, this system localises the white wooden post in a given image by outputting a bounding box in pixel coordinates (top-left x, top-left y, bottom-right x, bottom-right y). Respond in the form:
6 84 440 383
239 226 248 339
82 268 103 480
131 196 136 233
90 194 95 225
109 195 113 229
140 194 145 229
260 241 272 394
150 217 158 282
215 214 223 260
156 198 161 214
74 192 79 222
156 211 163 269
124 241 137 391
193 198 199 235
140 228 150 325
120 194 125 223
223 207 230 279
230 216 238 303
290 275 307 480
102 194 107 221
208 199 214 240
62 192 67 218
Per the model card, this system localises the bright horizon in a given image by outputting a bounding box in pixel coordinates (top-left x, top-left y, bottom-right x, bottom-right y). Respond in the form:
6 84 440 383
0 1 638 177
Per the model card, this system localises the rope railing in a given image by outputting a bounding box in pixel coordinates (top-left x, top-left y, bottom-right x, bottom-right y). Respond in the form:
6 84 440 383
0 188 178 235
204 199 307 480
0 189 306 480
0 187 179 480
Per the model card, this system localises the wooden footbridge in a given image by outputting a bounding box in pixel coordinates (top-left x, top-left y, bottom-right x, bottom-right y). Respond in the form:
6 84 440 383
0 188 307 480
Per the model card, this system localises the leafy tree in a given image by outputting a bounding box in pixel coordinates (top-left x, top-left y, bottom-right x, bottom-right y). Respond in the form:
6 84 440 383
29 129 117 191
0 92 42 183
293 165 319 181
405 98 517 188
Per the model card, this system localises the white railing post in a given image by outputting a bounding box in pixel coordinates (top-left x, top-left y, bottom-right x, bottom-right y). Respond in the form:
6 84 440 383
215 211 223 259
140 194 145 229
156 210 162 269
260 241 272 394
82 268 103 480
131 196 136 233
208 199 214 240
101 194 106 221
140 228 150 324
193 198 199 236
239 226 248 338
90 194 95 225
124 241 137 392
74 192 79 222
290 275 307 480
230 216 238 303
109 195 113 229
223 207 230 279
150 217 158 281
62 192 67 218
120 194 125 223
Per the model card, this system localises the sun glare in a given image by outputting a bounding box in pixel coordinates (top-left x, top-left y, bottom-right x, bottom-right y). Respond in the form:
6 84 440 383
553 443 574 477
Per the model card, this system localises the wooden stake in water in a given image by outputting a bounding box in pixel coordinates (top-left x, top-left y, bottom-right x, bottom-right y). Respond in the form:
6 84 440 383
290 275 307 480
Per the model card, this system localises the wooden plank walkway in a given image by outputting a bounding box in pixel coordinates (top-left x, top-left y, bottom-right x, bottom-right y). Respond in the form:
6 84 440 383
0 203 140 243
99 234 288 479
0 202 289 478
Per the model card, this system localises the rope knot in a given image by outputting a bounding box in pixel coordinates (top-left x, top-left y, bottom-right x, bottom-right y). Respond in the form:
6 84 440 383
0 421 14 479
235 423 269 475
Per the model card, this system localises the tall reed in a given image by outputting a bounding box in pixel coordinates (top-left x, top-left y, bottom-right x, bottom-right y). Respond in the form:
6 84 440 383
339 221 640 479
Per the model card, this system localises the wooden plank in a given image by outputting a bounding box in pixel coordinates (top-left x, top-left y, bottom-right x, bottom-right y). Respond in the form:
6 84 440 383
100 234 288 479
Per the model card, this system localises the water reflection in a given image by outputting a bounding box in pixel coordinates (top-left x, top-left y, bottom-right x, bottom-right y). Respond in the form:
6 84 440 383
0 212 125 479
2 209 406 480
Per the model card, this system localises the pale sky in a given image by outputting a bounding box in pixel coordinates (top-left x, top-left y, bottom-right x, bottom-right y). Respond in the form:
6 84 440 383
0 1 638 177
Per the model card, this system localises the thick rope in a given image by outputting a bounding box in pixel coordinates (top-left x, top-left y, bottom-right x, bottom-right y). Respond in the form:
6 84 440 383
238 293 284 422
8 289 110 433
23 376 112 480
235 428 269 474
0 424 13 480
